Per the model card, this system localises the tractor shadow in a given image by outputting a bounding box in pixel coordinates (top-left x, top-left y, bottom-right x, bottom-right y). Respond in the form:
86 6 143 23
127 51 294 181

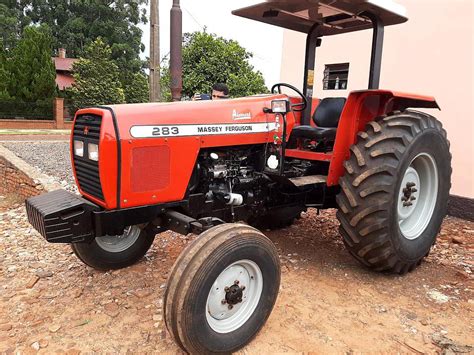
263 208 441 283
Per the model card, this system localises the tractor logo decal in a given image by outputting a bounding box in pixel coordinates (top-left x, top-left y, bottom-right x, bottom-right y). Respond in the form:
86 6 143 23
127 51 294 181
130 122 277 138
232 109 252 120
83 126 90 135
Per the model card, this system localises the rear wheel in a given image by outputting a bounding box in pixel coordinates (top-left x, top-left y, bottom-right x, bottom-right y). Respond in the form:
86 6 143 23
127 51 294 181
163 223 280 353
71 225 155 270
336 110 451 274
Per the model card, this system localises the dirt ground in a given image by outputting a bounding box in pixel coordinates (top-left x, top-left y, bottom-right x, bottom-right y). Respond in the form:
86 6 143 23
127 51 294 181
0 203 473 354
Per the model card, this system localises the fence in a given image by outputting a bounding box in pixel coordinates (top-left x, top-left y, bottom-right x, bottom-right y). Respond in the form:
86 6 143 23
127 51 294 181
63 99 76 122
0 100 54 120
0 98 72 130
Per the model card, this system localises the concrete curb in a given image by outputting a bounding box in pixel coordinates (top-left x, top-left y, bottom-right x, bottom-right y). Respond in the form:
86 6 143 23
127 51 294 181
0 144 63 193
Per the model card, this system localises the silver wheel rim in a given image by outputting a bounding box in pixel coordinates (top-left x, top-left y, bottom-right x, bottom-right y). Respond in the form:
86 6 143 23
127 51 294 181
398 153 439 240
206 259 263 334
95 225 141 253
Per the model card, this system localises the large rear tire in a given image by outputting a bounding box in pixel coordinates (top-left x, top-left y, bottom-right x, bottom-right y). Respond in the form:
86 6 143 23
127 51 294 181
336 110 451 274
163 223 280 353
71 225 155 270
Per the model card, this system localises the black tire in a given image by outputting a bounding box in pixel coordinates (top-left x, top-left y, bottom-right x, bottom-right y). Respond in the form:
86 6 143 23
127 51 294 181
71 225 155 270
336 110 451 274
163 223 280 354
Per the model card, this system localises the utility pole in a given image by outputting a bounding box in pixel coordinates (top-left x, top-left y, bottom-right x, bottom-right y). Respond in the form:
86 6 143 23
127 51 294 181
170 0 182 101
149 0 161 102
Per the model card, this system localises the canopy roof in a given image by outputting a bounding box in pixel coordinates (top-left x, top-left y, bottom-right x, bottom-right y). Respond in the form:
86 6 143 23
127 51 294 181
232 0 407 36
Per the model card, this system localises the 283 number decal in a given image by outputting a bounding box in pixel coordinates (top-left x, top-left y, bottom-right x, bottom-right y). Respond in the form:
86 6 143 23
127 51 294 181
152 126 179 136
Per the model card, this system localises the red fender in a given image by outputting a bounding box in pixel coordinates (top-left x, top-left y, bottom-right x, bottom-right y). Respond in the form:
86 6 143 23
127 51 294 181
327 90 439 185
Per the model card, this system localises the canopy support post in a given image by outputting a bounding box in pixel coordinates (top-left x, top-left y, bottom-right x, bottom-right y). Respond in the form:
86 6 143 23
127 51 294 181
302 23 319 126
363 12 384 90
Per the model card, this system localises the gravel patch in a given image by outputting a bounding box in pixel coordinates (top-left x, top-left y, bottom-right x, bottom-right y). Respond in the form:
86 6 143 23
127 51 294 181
2 142 77 193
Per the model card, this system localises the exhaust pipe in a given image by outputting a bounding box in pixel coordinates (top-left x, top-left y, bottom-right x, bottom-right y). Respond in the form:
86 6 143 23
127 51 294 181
170 0 183 101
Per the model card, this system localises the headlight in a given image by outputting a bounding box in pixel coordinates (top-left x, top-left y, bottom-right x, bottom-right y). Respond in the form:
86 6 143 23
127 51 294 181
88 143 99 161
74 140 84 157
271 99 290 114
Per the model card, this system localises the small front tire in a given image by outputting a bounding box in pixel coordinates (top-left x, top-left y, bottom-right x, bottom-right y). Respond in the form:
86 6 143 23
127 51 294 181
163 223 280 353
71 225 155 270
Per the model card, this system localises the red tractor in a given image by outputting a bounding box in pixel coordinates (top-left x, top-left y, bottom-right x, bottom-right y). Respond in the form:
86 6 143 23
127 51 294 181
26 0 451 353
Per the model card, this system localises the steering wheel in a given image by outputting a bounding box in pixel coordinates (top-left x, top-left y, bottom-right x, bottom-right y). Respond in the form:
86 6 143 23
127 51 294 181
271 83 308 112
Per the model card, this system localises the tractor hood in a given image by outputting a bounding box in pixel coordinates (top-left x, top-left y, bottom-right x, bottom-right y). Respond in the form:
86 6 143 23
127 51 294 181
72 94 290 209
106 94 285 141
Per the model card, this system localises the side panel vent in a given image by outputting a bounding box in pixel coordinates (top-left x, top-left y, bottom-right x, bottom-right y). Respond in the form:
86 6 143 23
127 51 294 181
131 146 170 193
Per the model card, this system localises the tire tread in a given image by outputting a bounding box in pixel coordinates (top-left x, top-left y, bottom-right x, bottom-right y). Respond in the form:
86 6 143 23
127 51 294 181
336 110 452 274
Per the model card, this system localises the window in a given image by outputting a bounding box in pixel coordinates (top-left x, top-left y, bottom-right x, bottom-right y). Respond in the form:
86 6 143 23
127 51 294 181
323 63 350 90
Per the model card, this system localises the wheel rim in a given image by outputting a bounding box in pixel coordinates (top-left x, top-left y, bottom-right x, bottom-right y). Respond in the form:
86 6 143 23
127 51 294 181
95 225 141 253
398 153 439 240
206 259 263 334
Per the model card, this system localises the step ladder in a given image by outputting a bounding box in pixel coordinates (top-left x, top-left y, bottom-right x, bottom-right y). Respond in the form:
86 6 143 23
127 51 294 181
288 175 327 187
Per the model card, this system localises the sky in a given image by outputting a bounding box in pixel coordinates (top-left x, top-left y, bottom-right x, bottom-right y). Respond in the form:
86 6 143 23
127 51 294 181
138 1 283 88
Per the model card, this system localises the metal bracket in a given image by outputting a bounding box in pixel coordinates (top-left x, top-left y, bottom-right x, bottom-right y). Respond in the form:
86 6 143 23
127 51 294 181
160 210 225 235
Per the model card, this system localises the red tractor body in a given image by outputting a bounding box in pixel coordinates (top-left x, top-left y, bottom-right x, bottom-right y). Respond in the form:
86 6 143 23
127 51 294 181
74 90 438 210
73 95 289 209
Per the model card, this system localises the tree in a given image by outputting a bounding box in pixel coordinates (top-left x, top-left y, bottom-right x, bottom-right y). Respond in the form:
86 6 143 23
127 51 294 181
0 2 31 50
69 38 125 113
21 0 148 89
1 1 149 101
124 72 149 104
162 31 268 99
227 72 268 99
7 25 57 102
0 43 11 101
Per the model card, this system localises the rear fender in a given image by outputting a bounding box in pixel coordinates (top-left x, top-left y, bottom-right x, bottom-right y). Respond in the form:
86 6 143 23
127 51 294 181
327 90 439 186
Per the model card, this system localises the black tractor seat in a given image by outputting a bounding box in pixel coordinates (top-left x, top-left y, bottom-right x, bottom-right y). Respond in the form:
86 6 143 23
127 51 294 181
289 125 338 141
290 97 346 142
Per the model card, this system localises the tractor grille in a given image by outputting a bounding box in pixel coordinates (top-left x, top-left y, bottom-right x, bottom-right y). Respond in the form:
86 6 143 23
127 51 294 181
72 114 104 200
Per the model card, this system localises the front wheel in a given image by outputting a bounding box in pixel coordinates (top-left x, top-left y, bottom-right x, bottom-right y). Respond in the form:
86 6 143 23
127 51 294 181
163 223 280 353
71 225 155 270
336 110 451 274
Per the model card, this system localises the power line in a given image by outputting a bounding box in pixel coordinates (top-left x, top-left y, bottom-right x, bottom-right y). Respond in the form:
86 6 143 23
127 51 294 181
182 7 205 30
